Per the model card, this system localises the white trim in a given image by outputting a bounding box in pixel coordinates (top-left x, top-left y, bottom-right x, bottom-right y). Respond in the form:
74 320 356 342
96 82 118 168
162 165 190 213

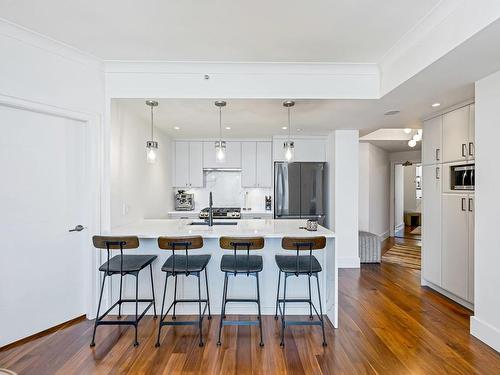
422 279 474 310
379 230 390 241
471 316 500 353
338 256 361 269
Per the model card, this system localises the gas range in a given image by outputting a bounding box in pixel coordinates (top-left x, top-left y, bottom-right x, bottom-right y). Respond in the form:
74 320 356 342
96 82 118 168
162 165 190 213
199 207 241 219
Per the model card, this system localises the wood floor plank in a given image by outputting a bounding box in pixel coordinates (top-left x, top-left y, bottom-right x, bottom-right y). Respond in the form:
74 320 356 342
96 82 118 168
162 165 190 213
1 237 500 374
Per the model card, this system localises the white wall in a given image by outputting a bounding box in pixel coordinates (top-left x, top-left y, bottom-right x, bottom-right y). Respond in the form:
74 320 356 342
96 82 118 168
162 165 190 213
0 19 104 345
329 131 359 268
358 143 390 239
394 165 404 230
110 100 172 227
471 69 500 352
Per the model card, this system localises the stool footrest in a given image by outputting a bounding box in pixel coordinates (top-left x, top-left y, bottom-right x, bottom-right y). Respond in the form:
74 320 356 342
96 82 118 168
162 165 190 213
224 298 258 303
222 320 259 326
96 302 153 324
284 320 323 326
278 298 313 303
172 298 208 304
160 320 202 327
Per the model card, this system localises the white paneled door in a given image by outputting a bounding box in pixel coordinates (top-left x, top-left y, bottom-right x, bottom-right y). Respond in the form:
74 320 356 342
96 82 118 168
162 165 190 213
0 104 89 347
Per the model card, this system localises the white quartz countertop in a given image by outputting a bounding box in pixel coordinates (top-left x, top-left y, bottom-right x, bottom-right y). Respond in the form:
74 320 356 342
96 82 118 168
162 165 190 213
109 219 335 239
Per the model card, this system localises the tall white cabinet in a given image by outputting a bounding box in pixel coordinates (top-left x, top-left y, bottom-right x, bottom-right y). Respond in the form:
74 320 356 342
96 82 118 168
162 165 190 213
422 103 475 307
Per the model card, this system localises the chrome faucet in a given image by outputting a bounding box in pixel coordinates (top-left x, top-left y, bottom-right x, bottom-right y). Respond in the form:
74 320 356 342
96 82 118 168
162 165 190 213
207 192 214 227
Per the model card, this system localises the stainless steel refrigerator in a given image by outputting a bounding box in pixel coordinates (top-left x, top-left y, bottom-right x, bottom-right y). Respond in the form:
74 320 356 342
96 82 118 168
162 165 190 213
274 162 326 225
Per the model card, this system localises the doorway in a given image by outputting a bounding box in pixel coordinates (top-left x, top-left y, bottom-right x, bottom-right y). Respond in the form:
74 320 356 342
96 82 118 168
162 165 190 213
394 162 422 240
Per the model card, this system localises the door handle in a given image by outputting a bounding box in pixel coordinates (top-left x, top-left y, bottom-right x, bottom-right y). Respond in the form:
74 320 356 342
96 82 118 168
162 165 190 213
462 144 467 157
468 198 473 212
461 198 466 211
435 148 440 161
469 142 474 157
435 166 440 180
69 224 85 232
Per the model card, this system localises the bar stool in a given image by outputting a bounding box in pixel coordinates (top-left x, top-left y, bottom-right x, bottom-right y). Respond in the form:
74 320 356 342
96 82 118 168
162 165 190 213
274 236 327 347
90 235 157 347
155 236 211 347
217 236 265 347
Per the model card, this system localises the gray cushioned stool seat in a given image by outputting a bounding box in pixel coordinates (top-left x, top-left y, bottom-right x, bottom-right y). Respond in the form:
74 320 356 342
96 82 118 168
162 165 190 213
221 254 263 273
161 254 211 273
99 254 157 273
275 255 322 273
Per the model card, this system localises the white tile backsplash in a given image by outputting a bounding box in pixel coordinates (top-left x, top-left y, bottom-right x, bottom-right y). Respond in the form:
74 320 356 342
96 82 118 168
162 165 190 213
175 171 272 211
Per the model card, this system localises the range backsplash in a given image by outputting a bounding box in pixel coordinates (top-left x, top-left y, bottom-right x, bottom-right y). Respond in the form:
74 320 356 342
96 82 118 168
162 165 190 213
174 171 271 211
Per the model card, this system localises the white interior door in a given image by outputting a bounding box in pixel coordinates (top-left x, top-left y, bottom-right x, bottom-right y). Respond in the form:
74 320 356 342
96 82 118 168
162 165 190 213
0 104 89 347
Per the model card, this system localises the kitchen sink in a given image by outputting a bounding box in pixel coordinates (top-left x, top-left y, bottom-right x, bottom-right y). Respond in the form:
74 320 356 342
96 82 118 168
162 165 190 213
189 221 238 226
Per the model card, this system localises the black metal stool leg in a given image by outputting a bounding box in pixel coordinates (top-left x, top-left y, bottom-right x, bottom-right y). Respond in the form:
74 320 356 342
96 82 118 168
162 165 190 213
274 270 281 320
134 274 139 347
316 274 327 347
217 272 228 346
256 272 264 347
308 274 313 320
118 273 123 319
280 273 287 347
155 273 168 347
172 274 178 320
90 274 106 347
150 264 157 319
205 268 212 319
197 272 204 347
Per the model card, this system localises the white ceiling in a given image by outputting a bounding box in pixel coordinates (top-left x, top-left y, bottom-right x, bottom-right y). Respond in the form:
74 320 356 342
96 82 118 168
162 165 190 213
0 0 440 62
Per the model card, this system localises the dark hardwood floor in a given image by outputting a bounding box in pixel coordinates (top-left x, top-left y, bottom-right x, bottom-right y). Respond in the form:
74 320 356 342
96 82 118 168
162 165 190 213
1 238 499 374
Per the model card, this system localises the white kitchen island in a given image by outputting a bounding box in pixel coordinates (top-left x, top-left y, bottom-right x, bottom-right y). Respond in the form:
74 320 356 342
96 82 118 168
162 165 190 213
106 219 338 327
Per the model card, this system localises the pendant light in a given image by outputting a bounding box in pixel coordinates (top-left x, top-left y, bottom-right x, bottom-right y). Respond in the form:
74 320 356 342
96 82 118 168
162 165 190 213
283 100 295 162
145 100 159 163
214 100 227 162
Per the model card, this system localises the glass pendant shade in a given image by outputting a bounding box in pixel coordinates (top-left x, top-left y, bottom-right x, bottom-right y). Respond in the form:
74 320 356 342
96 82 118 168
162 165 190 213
408 139 417 147
215 140 226 162
284 140 294 161
146 141 158 163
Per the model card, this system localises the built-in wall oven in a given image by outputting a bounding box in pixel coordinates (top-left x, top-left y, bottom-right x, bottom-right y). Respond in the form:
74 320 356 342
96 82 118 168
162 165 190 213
450 164 475 191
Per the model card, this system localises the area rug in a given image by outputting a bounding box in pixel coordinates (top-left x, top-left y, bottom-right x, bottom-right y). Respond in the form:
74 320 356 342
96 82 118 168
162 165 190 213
382 244 421 270
410 226 421 235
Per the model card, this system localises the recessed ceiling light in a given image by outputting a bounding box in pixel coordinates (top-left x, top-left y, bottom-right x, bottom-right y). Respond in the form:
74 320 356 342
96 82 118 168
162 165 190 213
296 128 302 132
432 102 441 107
173 126 180 130
384 110 400 116
281 126 288 130
225 126 231 130
403 128 412 134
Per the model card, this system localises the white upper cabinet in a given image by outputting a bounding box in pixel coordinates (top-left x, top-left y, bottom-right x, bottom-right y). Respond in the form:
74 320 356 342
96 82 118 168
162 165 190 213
241 142 257 187
203 141 241 169
173 141 203 188
442 105 470 163
241 141 272 188
422 116 442 166
256 142 272 187
422 164 442 286
273 138 326 162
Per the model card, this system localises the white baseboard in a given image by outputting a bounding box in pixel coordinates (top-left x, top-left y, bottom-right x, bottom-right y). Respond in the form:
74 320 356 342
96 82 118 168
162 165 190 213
395 222 405 232
422 279 474 310
471 316 500 353
338 256 360 268
379 230 390 241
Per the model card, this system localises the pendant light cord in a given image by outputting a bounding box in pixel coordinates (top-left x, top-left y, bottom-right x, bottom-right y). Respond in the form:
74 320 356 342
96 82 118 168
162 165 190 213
288 106 291 141
219 105 222 143
150 105 154 141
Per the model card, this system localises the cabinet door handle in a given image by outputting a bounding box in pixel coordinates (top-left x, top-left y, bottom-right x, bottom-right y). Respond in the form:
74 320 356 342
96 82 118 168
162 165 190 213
435 166 440 180
468 198 473 212
468 142 474 157
435 148 440 161
461 198 466 211
462 144 467 157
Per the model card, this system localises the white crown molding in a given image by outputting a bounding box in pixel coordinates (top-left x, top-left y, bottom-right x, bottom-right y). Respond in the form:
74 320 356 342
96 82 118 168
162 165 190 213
0 17 103 71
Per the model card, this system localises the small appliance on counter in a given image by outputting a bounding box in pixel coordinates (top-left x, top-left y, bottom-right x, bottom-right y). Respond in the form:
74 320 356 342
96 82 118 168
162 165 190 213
175 190 194 211
265 196 272 211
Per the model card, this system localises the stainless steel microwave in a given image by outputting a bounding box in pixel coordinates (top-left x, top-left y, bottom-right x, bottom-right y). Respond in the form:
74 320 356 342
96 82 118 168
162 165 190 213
450 164 475 190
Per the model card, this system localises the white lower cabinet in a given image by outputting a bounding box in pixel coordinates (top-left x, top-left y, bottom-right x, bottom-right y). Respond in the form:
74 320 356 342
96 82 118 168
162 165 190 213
422 165 442 285
441 194 469 300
